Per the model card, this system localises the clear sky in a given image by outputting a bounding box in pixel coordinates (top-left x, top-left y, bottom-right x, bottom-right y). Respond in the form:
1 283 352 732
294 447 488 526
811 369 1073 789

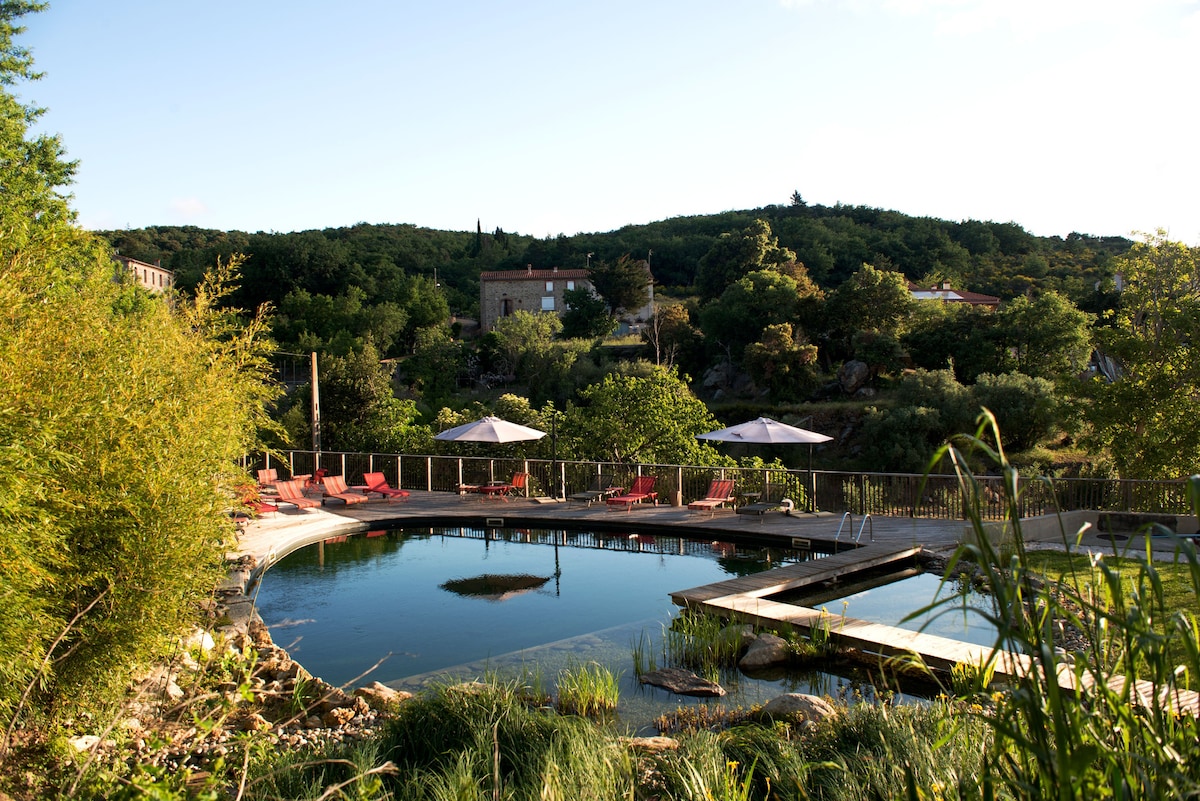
20 0 1200 242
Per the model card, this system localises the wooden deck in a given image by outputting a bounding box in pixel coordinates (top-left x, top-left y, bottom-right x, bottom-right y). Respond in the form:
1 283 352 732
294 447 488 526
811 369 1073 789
670 544 1200 714
670 544 922 606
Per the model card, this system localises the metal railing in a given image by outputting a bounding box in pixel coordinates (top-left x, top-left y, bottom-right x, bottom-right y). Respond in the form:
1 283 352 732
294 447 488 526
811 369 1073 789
250 450 1194 522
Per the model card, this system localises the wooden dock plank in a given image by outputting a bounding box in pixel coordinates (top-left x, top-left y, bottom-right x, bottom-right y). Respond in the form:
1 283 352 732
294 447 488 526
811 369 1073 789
670 544 920 606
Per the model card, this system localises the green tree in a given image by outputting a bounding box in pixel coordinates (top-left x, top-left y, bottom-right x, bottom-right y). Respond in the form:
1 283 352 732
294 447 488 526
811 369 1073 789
1080 231 1200 478
643 301 702 371
695 219 797 299
560 286 617 339
699 269 806 362
406 325 467 408
824 264 914 360
0 3 279 724
563 366 721 464
743 323 820 402
994 290 1093 380
971 372 1061 452
587 254 649 315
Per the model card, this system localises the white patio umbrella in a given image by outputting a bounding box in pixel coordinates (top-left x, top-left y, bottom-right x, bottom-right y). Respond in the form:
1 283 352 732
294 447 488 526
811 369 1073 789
696 417 831 512
434 415 547 443
435 415 547 489
696 416 832 446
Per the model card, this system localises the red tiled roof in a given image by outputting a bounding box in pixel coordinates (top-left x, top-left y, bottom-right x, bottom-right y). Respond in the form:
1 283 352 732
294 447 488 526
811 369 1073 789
480 268 591 281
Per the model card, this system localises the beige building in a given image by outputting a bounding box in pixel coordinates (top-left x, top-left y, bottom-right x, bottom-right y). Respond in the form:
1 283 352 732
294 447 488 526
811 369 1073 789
114 254 174 294
479 266 592 331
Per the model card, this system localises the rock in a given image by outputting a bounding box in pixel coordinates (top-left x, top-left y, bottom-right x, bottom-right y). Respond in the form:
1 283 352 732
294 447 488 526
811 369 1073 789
239 712 271 732
725 624 756 650
759 693 838 723
183 628 215 655
639 668 725 697
739 634 790 670
354 681 412 711
321 707 356 727
838 360 870 394
621 735 680 753
69 735 102 752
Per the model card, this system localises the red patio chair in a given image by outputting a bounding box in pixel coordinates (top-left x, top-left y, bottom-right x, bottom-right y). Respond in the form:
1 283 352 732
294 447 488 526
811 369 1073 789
605 475 658 511
687 478 737 517
353 472 410 502
275 479 320 510
322 475 369 505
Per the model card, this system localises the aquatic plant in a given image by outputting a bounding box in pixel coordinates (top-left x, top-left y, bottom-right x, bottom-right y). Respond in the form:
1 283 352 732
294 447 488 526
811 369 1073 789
554 660 620 717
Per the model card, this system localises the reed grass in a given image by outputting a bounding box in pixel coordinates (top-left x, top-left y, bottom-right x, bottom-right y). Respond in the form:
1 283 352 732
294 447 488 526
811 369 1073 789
554 660 620 717
915 411 1200 799
663 611 746 672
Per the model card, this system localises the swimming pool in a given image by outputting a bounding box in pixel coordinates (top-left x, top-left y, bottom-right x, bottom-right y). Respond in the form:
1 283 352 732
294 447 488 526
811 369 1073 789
253 525 816 687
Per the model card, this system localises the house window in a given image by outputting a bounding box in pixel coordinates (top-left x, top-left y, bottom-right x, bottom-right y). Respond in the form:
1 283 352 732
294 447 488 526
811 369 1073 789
500 298 514 318
545 281 554 292
541 296 555 311
566 280 575 290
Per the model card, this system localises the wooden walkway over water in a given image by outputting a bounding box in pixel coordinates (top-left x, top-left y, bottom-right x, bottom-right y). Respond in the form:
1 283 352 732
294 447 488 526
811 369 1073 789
671 544 1200 714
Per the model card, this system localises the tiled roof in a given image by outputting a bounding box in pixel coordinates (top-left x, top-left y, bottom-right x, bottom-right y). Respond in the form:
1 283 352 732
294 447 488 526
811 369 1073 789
481 268 591 281
907 282 999 306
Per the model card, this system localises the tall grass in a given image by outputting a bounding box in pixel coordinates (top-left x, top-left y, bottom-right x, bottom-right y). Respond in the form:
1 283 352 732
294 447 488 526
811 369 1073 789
918 411 1200 799
555 660 620 717
663 611 747 673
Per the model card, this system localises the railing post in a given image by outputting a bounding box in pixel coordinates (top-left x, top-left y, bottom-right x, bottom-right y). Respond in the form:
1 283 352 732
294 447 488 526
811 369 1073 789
426 456 433 492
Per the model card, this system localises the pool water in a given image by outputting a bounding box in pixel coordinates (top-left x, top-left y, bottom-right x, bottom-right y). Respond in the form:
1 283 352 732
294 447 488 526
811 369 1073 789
254 526 812 688
253 528 958 731
779 569 999 648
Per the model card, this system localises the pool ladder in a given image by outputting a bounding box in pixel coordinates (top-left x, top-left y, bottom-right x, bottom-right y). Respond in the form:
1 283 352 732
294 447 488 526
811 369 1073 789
833 512 874 552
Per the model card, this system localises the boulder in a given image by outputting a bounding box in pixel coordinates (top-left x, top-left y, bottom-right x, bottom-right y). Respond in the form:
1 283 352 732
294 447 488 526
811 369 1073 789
621 735 680 753
838 360 870 394
738 634 790 670
354 681 412 711
759 693 838 723
639 667 726 697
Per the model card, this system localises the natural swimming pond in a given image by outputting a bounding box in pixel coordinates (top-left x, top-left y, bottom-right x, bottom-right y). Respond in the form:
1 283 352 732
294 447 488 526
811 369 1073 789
254 527 972 730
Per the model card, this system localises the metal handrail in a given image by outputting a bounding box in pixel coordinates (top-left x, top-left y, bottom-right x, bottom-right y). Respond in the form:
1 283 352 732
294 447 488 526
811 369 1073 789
854 514 874 544
833 512 854 551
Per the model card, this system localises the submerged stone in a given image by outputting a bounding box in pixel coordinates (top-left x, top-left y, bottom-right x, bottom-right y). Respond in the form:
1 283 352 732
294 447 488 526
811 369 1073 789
638 667 726 697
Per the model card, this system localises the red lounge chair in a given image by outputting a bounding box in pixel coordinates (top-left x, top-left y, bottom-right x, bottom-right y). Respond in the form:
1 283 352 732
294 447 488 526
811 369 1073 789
474 472 528 502
687 478 737 517
275 479 320 510
353 472 410 502
322 475 370 505
606 475 658 511
256 468 279 489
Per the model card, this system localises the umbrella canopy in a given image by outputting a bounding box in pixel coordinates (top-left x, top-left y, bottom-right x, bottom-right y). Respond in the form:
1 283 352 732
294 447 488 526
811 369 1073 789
696 416 831 445
434 415 547 443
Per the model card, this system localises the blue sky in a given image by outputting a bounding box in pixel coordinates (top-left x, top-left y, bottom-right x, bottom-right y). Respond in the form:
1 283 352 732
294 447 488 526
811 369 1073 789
21 0 1200 242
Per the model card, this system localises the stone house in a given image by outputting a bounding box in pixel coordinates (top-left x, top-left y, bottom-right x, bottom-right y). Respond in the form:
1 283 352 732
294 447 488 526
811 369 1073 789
114 254 174 294
478 266 592 332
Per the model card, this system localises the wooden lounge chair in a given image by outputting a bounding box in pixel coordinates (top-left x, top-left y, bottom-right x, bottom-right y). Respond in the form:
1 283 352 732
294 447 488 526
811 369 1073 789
605 475 658 511
473 472 528 501
687 478 737 517
322 475 370 505
353 472 410 502
275 479 320 510
568 473 619 506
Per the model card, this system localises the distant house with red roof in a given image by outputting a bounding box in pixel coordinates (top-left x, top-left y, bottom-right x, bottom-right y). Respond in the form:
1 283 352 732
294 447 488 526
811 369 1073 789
907 281 1000 307
479 266 592 332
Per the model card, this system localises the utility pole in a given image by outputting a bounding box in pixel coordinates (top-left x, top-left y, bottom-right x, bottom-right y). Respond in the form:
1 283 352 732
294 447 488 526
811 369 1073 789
310 351 321 452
